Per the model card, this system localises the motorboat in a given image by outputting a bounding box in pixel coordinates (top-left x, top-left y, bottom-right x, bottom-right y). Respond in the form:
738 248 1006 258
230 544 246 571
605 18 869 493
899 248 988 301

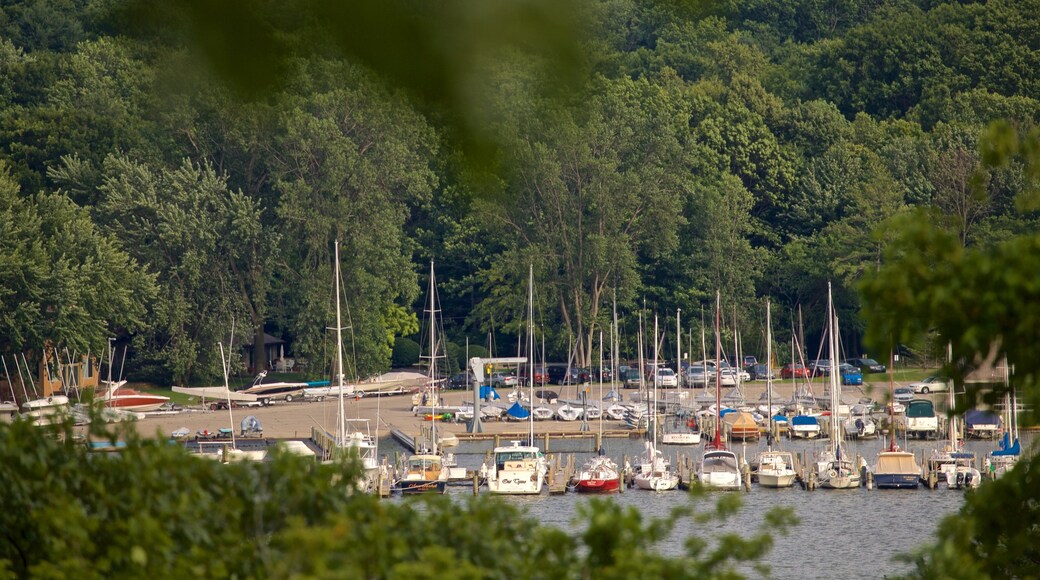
99 380 170 413
789 414 821 439
964 409 1000 439
484 440 547 495
722 410 760 441
873 450 921 489
397 453 449 494
757 450 797 488
905 399 939 439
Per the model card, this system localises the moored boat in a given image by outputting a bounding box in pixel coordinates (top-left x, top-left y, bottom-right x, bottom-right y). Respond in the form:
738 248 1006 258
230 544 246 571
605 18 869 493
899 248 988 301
573 454 621 493
398 453 449 494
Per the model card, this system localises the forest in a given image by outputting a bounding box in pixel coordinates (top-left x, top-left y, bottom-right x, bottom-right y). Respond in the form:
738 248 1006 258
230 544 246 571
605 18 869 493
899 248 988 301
4 2 1040 577
2 0 1038 387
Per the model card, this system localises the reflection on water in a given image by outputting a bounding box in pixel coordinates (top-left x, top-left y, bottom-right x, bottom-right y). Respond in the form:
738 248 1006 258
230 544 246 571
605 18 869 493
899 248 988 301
379 433 1023 579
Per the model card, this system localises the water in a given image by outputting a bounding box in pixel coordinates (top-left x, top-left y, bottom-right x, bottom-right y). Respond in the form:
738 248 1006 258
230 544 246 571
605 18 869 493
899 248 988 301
376 433 1018 579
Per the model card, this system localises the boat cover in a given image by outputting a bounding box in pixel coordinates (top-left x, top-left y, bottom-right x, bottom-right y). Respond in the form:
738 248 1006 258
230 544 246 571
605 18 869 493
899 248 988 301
479 386 501 400
506 401 531 419
965 409 1000 427
791 415 818 426
875 452 919 473
992 432 1021 456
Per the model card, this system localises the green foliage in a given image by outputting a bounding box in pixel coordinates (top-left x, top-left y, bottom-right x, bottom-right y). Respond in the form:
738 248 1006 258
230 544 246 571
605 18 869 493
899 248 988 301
860 120 1040 577
85 155 268 384
0 416 793 579
0 159 155 355
391 337 420 369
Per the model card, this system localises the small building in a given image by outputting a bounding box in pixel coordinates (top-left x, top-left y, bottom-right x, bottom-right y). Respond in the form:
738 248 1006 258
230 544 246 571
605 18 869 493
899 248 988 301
241 333 289 374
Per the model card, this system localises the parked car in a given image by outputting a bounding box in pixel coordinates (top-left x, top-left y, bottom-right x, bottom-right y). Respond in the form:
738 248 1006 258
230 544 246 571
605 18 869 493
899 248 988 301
623 369 642 389
446 371 476 390
847 357 887 373
909 375 949 394
547 365 569 385
838 363 862 386
893 386 914 403
490 372 517 388
808 359 833 377
780 363 810 379
590 367 613 382
718 361 750 382
684 366 714 387
550 366 590 385
747 364 775 381
517 365 548 386
743 355 758 368
652 368 679 388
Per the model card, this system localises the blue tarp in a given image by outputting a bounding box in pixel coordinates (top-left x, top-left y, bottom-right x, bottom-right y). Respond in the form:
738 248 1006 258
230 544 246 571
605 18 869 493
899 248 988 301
479 385 501 400
719 408 736 417
772 414 789 423
993 432 1021 456
965 409 1000 427
791 415 818 426
506 401 531 419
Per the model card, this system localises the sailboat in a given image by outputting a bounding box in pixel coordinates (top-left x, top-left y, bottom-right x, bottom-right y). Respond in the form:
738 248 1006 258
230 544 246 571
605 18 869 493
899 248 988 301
317 241 378 487
485 265 548 495
574 329 622 494
696 292 743 491
398 261 451 494
813 282 861 489
873 350 921 489
633 314 680 491
922 343 980 489
985 357 1020 479
756 299 797 488
662 309 701 445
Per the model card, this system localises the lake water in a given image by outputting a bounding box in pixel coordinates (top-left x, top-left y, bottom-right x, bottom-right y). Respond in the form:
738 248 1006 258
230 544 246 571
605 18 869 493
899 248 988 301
377 432 1020 579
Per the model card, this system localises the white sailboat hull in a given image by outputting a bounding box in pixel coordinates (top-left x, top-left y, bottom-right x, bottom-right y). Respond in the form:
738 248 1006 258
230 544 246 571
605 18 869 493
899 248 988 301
633 472 679 491
661 432 701 445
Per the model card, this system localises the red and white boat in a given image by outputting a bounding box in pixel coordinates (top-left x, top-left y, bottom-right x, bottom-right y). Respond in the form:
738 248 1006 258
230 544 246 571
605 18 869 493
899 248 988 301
101 380 170 413
573 455 621 493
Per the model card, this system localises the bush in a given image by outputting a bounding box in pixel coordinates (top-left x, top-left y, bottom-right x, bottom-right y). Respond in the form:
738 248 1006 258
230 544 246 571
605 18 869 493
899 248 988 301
391 337 421 368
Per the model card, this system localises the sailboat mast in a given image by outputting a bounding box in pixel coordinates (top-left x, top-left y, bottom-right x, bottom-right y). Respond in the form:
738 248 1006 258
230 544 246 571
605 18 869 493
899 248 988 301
334 241 346 446
766 299 773 449
598 329 604 440
888 349 897 452
947 342 957 450
676 308 681 391
653 313 659 449
714 290 723 447
827 282 840 447
428 260 438 453
528 264 535 447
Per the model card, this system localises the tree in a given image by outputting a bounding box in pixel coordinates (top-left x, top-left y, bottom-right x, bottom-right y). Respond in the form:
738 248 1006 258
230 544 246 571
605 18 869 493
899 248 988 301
271 60 436 377
83 156 269 384
0 159 154 356
0 416 795 579
861 121 1040 577
480 75 687 366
